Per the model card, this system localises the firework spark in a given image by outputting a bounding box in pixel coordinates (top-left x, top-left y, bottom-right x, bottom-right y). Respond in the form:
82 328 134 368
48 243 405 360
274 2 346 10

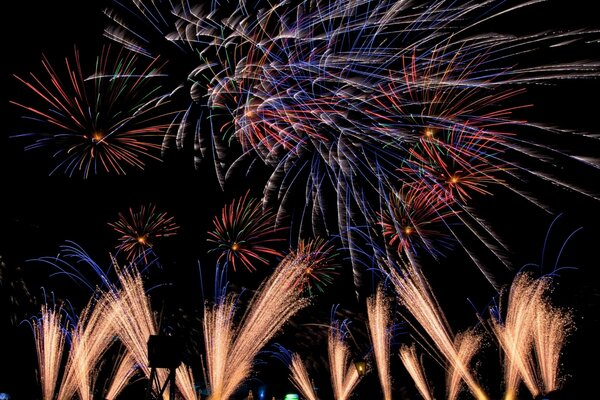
491 272 575 399
366 285 393 400
203 251 311 399
328 321 362 400
387 259 488 400
289 237 339 295
203 294 237 400
533 301 573 395
99 262 183 400
11 45 174 178
176 364 201 400
55 294 117 400
207 191 287 272
29 303 69 400
491 273 544 400
108 203 179 262
447 329 483 400
105 350 140 400
289 353 318 400
399 344 434 400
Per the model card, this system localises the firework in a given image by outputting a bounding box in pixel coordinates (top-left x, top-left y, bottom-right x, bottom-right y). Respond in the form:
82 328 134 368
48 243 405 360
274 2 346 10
366 285 393 400
491 273 544 400
203 250 310 399
328 321 362 400
103 0 600 292
56 293 117 400
533 301 573 395
491 272 575 399
29 303 69 400
447 330 483 400
105 350 140 400
11 45 175 178
289 237 339 295
207 191 287 272
108 203 179 262
399 344 434 400
101 262 167 394
289 353 318 400
203 294 237 400
176 364 201 400
100 259 200 400
387 259 488 400
378 184 454 259
28 252 199 400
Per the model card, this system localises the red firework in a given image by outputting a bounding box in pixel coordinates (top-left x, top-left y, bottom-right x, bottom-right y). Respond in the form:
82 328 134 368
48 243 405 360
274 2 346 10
379 184 454 258
108 204 179 262
10 45 174 178
207 191 287 272
289 238 339 295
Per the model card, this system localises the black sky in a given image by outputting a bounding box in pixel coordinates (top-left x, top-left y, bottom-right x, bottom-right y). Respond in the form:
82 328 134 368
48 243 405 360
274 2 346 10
2 1 600 399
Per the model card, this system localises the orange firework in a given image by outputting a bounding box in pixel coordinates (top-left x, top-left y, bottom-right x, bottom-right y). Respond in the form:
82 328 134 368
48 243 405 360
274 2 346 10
30 303 69 400
399 344 434 400
328 321 362 400
289 353 319 400
203 250 311 399
366 285 393 400
387 260 488 400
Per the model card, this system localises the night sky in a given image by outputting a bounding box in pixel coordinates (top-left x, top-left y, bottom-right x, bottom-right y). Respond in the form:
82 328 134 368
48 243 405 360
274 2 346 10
1 1 600 399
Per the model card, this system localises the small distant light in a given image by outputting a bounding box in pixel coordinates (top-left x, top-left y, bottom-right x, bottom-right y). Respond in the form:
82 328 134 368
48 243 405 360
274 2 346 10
284 394 299 400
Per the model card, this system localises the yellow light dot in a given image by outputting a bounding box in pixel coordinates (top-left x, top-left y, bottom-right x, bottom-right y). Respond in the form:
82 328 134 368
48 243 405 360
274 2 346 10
450 176 459 184
231 242 240 251
404 226 413 235
137 236 147 245
424 128 435 137
91 132 104 142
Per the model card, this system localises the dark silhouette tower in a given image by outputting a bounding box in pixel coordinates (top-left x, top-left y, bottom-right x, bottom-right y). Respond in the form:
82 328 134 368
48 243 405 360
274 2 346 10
145 335 183 399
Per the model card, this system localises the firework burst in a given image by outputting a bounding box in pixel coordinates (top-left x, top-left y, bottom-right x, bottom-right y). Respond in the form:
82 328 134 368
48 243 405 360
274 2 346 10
103 0 600 293
108 203 179 262
378 184 454 259
11 45 176 178
289 237 339 295
207 191 287 272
